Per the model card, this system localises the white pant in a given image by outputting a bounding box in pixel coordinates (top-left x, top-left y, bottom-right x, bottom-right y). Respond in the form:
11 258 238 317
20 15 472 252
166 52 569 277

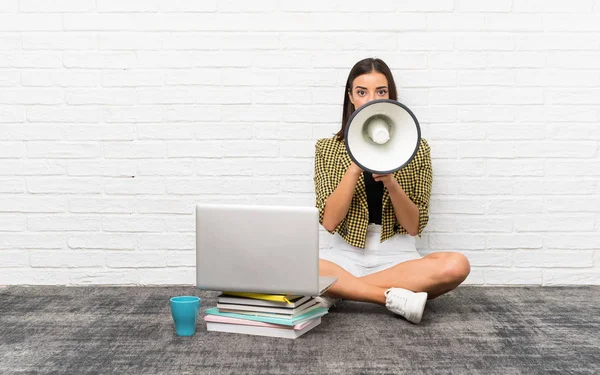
320 224 421 278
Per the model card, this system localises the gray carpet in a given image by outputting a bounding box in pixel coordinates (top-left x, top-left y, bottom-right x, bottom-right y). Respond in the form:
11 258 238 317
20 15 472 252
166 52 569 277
1 286 599 375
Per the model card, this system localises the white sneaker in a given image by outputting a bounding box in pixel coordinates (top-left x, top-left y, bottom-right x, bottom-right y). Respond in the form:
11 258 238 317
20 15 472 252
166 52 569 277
384 288 427 324
314 296 339 309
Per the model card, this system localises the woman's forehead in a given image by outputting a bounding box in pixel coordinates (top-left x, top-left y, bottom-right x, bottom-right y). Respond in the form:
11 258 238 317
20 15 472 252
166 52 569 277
352 72 388 88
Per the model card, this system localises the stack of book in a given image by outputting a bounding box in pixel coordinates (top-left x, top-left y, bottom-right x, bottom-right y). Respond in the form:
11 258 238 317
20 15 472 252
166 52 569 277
204 291 328 339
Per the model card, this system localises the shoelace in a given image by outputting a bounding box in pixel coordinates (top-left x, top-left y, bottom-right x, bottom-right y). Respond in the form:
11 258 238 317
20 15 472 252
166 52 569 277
385 290 407 315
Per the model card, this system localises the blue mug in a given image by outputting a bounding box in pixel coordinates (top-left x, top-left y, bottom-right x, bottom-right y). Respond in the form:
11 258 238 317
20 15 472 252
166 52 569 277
170 296 201 336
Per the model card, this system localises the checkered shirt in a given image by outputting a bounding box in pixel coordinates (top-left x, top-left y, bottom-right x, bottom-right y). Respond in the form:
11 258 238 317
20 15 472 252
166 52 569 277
313 136 433 249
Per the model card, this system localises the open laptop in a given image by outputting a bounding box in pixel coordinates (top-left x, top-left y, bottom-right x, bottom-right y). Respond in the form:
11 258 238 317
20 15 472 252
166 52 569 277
196 204 337 296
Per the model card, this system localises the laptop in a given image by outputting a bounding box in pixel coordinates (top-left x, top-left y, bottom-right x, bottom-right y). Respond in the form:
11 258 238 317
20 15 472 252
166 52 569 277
196 203 337 296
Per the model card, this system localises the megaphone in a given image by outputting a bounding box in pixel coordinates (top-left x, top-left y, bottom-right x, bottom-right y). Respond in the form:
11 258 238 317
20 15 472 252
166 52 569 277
344 99 421 174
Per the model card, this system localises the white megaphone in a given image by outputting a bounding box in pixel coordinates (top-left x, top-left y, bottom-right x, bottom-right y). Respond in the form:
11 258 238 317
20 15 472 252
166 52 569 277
344 99 421 174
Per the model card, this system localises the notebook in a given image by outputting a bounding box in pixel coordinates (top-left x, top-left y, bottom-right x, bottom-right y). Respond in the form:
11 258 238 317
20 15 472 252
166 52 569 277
205 315 322 339
205 306 328 327
218 293 312 308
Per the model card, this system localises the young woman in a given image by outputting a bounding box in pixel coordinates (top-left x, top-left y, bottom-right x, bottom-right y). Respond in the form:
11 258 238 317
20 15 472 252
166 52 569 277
314 58 470 324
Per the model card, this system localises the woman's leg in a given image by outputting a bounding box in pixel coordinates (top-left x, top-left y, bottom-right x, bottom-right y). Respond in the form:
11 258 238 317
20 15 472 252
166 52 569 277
360 252 471 300
319 259 388 304
320 252 470 304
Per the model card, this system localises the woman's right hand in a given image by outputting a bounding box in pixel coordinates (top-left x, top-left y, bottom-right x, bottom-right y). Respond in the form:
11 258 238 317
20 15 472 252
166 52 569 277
348 161 363 177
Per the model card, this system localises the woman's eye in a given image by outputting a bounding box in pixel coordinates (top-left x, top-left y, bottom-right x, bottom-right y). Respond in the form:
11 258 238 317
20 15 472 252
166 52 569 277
378 90 388 96
357 90 366 96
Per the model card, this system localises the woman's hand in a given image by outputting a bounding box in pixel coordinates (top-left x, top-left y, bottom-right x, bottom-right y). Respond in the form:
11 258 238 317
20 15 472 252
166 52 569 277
348 161 363 177
372 173 397 188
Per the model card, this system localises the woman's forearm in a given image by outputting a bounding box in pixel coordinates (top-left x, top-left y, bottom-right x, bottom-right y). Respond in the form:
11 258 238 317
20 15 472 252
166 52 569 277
322 165 362 232
386 180 420 236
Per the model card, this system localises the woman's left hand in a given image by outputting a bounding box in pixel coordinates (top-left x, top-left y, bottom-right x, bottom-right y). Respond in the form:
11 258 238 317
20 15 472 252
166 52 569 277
372 173 397 187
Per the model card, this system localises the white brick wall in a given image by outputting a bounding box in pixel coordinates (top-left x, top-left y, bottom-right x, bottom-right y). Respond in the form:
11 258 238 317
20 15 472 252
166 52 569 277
1 0 599 286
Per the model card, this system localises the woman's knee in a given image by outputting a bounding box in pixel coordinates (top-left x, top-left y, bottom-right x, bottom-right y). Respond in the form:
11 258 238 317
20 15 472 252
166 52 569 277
445 252 470 285
434 252 471 286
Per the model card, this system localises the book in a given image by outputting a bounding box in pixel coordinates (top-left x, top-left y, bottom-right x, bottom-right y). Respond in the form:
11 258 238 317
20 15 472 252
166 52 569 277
221 292 303 303
216 298 320 316
218 301 322 319
205 306 328 327
205 316 321 339
204 314 317 330
217 294 312 308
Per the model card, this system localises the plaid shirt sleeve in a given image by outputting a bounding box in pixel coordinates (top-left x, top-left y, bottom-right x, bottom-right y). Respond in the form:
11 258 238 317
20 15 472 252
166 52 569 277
313 139 344 234
410 139 433 236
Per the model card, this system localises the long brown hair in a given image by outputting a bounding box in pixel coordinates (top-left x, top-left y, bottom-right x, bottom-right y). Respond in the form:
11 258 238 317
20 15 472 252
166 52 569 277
335 58 398 141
